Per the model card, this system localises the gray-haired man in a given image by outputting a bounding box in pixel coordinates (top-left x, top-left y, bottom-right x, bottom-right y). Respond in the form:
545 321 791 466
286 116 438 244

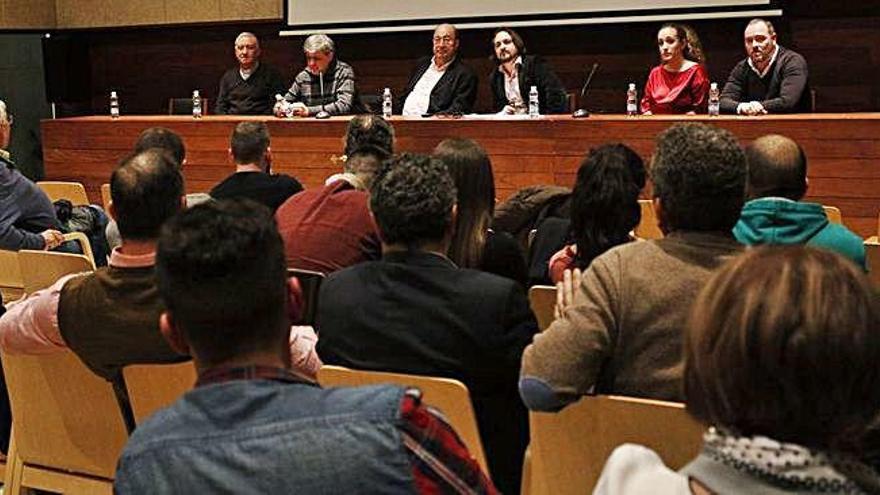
275 34 359 117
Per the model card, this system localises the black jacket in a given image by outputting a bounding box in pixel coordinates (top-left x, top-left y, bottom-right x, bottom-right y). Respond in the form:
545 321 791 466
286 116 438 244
720 46 811 114
489 55 568 114
398 56 478 114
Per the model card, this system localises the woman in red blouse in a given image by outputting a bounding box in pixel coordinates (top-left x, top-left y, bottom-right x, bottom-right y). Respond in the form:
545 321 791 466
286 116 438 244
640 24 710 115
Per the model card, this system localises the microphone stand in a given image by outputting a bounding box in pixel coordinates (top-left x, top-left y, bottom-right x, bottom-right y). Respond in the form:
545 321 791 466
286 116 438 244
572 63 600 119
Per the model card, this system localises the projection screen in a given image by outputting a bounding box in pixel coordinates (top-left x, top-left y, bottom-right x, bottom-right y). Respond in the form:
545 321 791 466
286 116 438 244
282 0 781 35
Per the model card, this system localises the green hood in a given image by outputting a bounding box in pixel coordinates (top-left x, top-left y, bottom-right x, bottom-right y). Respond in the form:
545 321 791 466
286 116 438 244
733 198 828 244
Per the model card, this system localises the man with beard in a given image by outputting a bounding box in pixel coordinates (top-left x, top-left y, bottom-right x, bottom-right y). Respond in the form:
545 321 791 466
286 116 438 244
719 19 811 115
489 27 568 114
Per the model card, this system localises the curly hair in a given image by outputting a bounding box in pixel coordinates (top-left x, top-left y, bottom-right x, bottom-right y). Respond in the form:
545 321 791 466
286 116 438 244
156 199 289 368
685 246 880 455
370 153 456 248
433 138 494 269
570 144 645 268
651 123 746 232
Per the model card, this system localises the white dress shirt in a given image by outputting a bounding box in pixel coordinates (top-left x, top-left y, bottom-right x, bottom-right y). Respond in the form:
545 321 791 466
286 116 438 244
403 57 453 116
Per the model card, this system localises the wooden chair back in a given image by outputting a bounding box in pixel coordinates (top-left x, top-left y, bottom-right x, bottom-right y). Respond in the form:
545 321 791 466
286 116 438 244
1 350 128 493
634 199 663 240
18 250 94 294
168 97 210 115
100 183 112 212
122 361 196 425
0 250 23 302
528 285 556 332
526 394 703 495
317 365 489 476
823 205 843 225
865 238 880 287
288 268 326 325
36 181 89 205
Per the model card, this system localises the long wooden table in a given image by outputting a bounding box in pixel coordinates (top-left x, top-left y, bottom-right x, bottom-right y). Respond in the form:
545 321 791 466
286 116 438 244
41 114 880 237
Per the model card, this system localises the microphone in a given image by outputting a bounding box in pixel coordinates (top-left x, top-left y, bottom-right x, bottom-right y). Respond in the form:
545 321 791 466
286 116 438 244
315 71 331 119
572 62 600 119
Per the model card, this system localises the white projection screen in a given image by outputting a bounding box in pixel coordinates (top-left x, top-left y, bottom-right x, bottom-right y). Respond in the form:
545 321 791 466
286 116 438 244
282 0 781 35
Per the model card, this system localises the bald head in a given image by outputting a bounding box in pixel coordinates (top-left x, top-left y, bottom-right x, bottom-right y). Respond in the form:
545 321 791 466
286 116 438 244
111 149 184 241
745 134 807 201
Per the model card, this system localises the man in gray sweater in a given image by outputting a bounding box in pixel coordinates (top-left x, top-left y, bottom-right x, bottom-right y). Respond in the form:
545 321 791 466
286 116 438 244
520 123 746 411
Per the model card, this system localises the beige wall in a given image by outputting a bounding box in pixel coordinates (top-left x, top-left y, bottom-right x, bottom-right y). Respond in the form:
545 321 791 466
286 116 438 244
0 0 280 29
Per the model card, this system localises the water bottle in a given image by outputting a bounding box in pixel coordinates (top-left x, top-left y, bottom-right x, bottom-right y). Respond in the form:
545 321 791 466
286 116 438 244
626 83 638 116
192 90 202 119
382 88 393 118
708 82 720 117
528 86 539 118
109 91 119 119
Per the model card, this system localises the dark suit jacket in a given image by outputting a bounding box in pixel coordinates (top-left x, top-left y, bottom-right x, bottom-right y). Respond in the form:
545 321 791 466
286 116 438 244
398 56 478 115
720 46 811 114
489 55 568 114
315 249 538 494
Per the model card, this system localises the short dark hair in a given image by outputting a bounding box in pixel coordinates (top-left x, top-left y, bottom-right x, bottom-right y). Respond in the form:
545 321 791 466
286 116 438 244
685 246 880 454
490 27 526 63
344 144 390 190
230 121 270 165
110 149 184 241
571 144 645 268
156 199 289 368
745 134 807 200
134 127 186 166
370 153 456 248
344 114 394 157
433 138 494 269
747 17 776 35
651 123 746 232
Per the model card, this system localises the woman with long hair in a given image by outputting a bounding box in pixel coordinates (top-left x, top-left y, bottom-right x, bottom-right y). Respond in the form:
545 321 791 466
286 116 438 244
595 246 880 494
640 23 710 115
434 138 527 285
547 144 645 283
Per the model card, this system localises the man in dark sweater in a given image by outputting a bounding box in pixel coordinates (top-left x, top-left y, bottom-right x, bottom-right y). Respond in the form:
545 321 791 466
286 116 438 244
720 18 811 115
210 122 302 211
215 32 287 115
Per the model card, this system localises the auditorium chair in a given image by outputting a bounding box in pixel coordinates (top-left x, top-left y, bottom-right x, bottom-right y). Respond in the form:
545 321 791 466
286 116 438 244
864 237 880 286
287 268 326 325
822 205 843 225
122 361 196 425
100 183 112 212
0 250 23 302
18 249 95 294
36 181 90 206
635 199 663 240
317 365 490 477
523 394 703 495
168 97 210 115
528 285 556 331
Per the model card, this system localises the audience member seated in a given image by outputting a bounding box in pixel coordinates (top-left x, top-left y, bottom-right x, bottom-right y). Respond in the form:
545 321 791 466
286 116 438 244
434 138 527 286
488 27 568 115
210 122 302 211
215 32 286 116
276 145 385 273
114 199 496 494
0 98 65 251
399 24 478 116
0 150 188 385
720 18 811 115
733 134 866 270
275 34 359 117
315 153 538 494
520 123 745 411
594 246 880 494
546 144 646 284
641 23 709 115
325 113 395 186
106 127 211 250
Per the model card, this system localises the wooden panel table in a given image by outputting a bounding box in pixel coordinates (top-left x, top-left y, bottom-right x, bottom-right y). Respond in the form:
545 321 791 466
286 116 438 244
41 114 880 237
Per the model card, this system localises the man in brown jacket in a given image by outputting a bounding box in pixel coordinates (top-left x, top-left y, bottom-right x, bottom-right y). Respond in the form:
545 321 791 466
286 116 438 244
519 123 746 411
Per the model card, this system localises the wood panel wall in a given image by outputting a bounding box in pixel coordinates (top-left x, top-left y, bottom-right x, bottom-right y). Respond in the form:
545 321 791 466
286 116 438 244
0 0 55 28
64 2 880 116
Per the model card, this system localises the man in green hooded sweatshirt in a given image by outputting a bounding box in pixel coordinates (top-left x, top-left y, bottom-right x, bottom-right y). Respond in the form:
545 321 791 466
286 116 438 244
733 134 866 270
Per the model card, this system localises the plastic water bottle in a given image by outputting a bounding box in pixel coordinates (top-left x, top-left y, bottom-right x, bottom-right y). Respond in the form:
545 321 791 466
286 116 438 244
708 82 720 117
382 88 393 118
192 90 202 119
275 94 294 118
109 91 119 119
528 86 539 117
626 83 638 116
